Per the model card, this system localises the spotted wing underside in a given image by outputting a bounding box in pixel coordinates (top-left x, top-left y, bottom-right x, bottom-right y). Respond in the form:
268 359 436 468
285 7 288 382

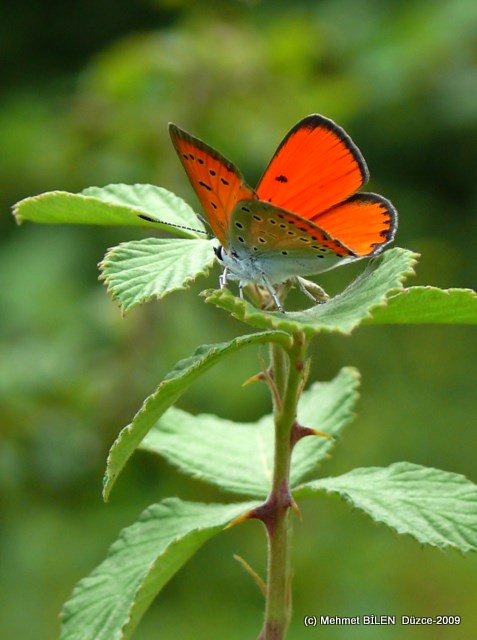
230 199 354 256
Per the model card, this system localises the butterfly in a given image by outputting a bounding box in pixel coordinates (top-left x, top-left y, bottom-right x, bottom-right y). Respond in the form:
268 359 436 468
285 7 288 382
169 114 397 312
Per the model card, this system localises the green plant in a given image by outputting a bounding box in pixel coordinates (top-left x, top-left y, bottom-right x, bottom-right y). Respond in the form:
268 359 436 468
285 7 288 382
13 183 477 639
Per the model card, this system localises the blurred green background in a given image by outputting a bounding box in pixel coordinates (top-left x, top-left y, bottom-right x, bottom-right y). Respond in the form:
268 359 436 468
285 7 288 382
1 0 476 638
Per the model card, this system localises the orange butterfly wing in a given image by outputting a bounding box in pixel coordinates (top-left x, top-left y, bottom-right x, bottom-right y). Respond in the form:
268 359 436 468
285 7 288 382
256 114 397 257
169 124 256 248
256 114 369 219
309 193 397 257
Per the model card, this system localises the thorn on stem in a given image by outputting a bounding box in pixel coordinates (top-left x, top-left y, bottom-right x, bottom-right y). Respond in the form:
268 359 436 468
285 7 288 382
291 421 334 447
250 482 295 536
242 370 267 386
290 498 302 520
224 509 255 530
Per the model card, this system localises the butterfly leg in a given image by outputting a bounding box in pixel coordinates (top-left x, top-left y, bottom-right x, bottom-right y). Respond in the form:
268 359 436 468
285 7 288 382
219 267 229 289
296 276 329 304
261 274 285 313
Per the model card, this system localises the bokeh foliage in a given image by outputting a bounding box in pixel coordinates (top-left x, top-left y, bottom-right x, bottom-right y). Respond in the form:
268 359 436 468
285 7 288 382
1 1 477 638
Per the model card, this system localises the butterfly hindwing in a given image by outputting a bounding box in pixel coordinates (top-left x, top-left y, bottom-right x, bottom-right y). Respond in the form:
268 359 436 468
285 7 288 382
228 199 355 282
169 124 256 247
256 114 369 220
310 192 398 256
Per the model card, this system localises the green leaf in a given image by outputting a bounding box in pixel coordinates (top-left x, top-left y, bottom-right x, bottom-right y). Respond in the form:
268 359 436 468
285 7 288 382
103 331 291 501
99 237 217 312
295 462 477 551
60 498 259 640
140 368 360 498
366 286 477 324
204 248 418 335
13 184 205 238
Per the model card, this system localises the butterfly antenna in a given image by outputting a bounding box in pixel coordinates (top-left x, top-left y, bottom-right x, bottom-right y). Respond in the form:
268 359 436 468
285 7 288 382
137 213 209 236
195 213 209 228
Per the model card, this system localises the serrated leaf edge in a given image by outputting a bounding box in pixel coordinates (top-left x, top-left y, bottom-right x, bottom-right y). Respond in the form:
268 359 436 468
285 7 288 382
98 238 217 313
204 248 419 335
294 462 477 552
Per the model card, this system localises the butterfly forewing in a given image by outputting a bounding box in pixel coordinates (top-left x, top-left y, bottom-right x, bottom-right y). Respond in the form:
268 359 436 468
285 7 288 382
310 193 397 256
169 124 256 247
256 115 369 220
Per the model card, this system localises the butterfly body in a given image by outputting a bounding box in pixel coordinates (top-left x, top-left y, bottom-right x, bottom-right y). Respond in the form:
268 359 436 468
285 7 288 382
169 115 397 311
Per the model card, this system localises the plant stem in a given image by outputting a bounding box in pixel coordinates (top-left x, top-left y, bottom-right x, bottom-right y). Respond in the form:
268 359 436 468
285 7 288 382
258 332 308 640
